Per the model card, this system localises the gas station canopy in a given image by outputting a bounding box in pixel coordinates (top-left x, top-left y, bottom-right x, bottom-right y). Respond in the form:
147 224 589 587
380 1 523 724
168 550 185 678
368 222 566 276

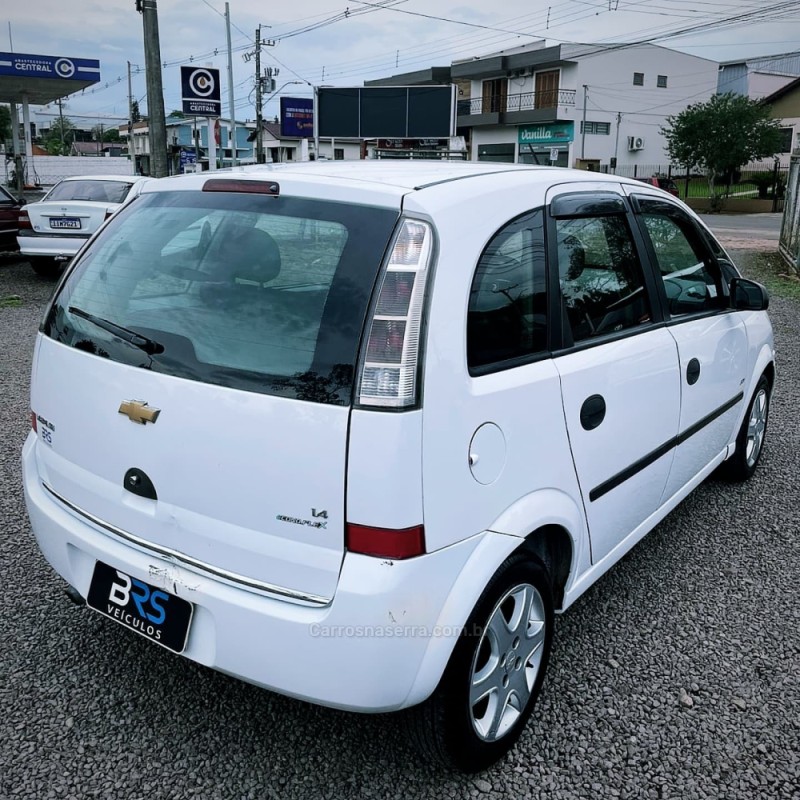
0 51 100 103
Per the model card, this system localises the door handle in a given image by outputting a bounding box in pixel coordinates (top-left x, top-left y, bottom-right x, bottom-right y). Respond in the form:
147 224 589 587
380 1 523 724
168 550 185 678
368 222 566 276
686 358 701 385
580 394 606 431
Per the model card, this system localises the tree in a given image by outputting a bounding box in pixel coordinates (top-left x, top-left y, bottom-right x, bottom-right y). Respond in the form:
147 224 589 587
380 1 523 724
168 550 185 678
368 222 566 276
131 100 141 123
662 92 783 196
43 116 75 155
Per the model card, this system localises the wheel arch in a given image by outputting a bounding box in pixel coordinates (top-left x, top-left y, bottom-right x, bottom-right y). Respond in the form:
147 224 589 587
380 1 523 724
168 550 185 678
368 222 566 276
520 524 574 611
402 489 587 709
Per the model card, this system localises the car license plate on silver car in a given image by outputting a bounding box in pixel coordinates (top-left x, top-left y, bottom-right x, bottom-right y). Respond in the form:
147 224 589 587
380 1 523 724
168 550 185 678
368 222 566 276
50 218 81 229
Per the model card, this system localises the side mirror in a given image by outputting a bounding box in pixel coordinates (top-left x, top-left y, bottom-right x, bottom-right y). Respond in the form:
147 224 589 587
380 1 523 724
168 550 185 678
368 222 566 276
730 277 769 311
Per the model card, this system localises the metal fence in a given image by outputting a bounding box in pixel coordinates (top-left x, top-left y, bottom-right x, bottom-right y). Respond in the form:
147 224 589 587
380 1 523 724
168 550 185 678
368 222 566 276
457 89 577 116
779 150 800 273
605 162 789 206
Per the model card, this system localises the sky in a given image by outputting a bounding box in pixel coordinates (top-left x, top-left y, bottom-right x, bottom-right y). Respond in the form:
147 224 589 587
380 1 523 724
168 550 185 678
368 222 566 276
3 0 800 129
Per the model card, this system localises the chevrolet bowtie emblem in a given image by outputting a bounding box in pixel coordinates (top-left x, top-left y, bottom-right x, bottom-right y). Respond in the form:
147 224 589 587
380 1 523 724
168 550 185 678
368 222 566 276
118 400 160 425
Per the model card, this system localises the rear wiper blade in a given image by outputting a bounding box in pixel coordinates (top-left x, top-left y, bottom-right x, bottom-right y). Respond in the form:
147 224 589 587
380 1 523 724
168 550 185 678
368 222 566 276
68 306 165 355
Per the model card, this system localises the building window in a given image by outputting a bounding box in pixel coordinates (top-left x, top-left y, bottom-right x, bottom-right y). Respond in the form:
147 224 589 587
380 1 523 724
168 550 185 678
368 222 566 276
633 72 644 86
477 143 515 163
657 75 668 88
334 148 344 160
580 121 611 135
482 78 508 113
779 127 794 153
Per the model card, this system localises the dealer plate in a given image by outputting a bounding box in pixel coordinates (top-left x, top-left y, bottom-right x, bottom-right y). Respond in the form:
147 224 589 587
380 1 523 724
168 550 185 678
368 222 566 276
86 561 193 653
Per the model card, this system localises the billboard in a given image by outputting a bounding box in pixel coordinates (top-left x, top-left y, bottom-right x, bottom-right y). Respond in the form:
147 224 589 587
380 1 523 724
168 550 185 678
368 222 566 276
0 52 100 82
318 86 456 139
280 97 314 138
181 66 221 116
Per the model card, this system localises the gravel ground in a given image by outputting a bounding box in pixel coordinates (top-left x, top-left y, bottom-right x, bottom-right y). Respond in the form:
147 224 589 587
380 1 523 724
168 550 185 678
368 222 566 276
0 247 798 800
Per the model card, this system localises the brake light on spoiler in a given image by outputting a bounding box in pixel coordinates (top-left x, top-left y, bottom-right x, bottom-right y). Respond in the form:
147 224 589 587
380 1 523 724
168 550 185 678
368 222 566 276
202 179 280 195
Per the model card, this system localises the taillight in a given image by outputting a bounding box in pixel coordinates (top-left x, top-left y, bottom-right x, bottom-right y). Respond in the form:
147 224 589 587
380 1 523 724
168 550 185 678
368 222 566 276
30 411 37 432
357 218 433 408
18 211 32 230
346 523 426 559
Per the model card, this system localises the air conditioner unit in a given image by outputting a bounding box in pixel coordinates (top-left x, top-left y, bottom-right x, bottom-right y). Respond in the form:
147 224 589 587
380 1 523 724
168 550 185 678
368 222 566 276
627 135 645 151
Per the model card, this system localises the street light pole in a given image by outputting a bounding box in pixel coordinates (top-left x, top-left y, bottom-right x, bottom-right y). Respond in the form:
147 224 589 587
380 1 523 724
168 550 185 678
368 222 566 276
225 2 237 167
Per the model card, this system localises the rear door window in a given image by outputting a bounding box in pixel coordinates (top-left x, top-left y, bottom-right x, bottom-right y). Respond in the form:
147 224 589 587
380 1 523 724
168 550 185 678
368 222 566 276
555 214 652 343
44 191 398 405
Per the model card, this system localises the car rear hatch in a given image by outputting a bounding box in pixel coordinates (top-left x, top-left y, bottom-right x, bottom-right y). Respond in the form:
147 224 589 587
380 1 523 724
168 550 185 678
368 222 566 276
32 182 400 603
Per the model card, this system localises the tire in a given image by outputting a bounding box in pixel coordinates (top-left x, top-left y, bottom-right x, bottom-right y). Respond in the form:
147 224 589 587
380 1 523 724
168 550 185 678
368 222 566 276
406 551 554 772
29 257 62 280
720 373 771 482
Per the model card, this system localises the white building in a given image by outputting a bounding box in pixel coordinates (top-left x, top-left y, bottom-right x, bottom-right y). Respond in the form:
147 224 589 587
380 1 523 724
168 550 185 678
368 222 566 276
450 41 718 172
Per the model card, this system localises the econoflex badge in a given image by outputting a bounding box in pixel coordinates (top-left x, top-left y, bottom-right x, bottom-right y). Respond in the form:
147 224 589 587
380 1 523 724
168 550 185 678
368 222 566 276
181 66 222 117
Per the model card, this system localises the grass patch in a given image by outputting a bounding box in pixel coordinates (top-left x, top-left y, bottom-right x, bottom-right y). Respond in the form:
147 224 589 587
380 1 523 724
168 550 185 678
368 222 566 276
0 294 22 308
736 252 800 301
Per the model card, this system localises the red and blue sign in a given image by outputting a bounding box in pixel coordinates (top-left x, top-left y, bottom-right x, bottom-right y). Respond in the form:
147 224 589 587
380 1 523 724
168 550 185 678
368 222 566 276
280 97 314 138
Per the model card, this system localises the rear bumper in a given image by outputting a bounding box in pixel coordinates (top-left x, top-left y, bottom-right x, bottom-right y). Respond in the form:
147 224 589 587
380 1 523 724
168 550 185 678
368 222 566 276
17 232 89 259
22 433 515 712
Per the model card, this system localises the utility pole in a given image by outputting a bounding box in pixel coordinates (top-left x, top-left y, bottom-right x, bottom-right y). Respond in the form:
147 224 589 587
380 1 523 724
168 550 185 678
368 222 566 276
613 111 622 172
138 0 168 177
581 84 588 160
225 3 237 167
127 61 134 167
56 98 66 152
254 25 264 164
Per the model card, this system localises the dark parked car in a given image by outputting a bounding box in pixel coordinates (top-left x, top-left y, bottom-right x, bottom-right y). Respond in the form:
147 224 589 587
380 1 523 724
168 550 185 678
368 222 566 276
636 175 679 196
0 183 22 251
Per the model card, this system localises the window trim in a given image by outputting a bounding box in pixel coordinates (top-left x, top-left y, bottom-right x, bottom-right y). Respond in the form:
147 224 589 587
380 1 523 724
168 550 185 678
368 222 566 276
628 193 732 323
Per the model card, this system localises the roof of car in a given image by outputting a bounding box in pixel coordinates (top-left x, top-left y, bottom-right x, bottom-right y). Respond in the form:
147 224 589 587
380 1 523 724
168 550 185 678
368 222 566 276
144 162 644 207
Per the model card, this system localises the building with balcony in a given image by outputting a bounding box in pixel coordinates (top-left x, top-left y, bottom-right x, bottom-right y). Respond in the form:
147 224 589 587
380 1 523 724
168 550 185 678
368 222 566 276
369 40 719 172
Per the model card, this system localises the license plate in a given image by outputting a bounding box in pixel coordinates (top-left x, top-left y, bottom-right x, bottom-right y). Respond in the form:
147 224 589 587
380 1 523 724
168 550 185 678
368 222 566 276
50 217 81 229
86 561 193 653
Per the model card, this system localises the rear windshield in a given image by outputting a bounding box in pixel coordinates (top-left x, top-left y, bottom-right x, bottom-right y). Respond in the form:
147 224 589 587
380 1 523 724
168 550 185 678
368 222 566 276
45 180 134 204
43 190 398 405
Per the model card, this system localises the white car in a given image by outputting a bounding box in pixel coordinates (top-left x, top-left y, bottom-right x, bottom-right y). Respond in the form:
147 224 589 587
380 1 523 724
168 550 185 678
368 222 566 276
22 162 774 772
17 174 148 278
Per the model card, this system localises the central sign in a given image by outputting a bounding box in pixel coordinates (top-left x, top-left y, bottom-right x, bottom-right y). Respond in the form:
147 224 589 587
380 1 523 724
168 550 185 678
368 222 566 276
0 52 100 83
181 66 221 117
